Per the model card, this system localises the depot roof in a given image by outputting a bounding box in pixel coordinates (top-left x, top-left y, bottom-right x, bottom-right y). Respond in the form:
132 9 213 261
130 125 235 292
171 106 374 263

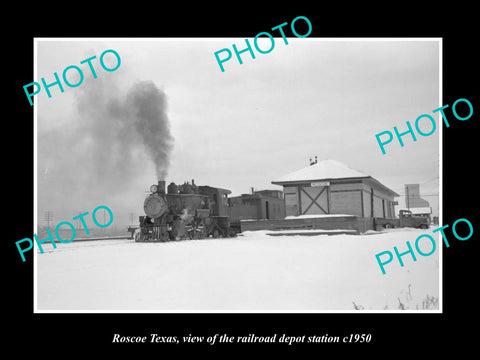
272 159 369 183
271 159 399 197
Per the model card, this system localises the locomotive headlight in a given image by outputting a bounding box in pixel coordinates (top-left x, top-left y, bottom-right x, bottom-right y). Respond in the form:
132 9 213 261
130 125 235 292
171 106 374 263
150 184 158 193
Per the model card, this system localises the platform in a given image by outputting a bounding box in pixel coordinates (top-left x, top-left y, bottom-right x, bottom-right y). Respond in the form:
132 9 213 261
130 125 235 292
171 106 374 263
240 215 374 234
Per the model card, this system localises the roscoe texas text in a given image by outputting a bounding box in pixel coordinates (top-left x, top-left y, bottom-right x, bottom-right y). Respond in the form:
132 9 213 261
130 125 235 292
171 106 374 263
112 333 372 345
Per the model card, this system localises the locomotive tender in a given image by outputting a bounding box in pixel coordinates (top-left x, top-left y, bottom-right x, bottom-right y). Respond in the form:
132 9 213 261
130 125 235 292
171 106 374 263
136 180 234 242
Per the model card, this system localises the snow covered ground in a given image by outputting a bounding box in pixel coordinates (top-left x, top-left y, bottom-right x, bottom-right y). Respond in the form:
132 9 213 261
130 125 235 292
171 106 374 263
35 227 440 312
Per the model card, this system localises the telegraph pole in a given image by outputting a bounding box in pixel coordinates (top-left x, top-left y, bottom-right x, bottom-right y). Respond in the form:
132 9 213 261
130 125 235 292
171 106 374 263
75 210 81 230
405 185 410 210
44 211 53 230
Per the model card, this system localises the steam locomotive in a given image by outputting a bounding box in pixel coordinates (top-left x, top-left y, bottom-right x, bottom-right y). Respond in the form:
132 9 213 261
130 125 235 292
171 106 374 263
135 180 235 242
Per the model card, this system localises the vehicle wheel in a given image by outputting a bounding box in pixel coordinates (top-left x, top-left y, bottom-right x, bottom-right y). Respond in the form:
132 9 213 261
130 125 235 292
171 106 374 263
195 226 207 239
212 229 220 238
384 223 392 229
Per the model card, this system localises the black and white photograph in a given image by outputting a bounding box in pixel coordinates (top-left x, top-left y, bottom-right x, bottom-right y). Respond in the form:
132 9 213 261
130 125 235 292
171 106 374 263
34 38 441 312
6 7 478 355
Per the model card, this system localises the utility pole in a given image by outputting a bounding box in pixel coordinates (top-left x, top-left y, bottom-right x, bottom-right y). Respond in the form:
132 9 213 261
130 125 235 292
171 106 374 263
44 211 53 230
129 212 136 225
405 185 410 210
75 210 81 230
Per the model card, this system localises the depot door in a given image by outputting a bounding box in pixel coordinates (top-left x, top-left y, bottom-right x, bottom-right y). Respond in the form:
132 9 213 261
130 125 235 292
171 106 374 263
284 193 299 216
300 186 329 215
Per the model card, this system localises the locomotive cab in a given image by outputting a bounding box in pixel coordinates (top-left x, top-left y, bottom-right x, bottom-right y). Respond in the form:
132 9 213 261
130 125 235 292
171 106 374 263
199 186 231 216
197 186 231 217
198 186 232 237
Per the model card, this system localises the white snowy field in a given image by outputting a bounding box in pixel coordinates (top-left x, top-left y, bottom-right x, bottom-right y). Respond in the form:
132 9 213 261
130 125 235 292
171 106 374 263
36 228 440 312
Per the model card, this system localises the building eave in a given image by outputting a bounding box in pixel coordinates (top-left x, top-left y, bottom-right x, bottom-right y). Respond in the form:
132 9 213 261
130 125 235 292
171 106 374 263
271 176 399 197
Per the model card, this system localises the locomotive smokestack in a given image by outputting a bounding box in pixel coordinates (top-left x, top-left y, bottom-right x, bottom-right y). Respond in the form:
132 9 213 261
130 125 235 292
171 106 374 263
157 180 166 194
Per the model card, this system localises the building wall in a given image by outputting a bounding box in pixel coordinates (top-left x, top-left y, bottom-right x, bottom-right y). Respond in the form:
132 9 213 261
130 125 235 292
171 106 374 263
241 198 262 218
329 182 364 216
229 193 285 220
361 182 396 218
255 190 284 199
271 199 286 219
330 182 363 191
405 184 430 208
257 197 285 220
281 179 397 219
241 215 359 232
362 190 371 218
330 190 363 216
373 196 384 217
240 215 376 233
299 185 329 215
284 186 299 216
228 203 258 220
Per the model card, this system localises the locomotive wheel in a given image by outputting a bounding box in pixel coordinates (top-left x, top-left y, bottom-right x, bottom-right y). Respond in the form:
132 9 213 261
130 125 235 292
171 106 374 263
197 226 207 239
186 224 207 240
212 229 221 238
191 228 201 240
228 227 239 237
168 230 178 241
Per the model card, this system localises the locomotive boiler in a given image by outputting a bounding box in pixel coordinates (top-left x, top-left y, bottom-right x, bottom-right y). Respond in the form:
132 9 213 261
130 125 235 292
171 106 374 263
135 180 232 242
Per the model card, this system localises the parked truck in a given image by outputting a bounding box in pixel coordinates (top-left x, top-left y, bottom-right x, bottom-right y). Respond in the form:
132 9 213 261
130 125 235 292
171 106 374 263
375 209 429 229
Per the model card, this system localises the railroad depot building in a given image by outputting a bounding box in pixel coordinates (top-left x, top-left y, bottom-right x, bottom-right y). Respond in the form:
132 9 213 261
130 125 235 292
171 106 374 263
271 159 399 219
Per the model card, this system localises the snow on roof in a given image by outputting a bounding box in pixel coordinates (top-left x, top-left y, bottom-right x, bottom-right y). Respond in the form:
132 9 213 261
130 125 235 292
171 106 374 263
272 159 369 184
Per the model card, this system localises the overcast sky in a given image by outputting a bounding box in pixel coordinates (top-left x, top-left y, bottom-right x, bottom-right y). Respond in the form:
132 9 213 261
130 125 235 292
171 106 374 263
36 38 440 227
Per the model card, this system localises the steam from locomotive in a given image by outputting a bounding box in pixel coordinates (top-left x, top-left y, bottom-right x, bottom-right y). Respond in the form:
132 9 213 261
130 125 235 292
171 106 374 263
38 77 174 229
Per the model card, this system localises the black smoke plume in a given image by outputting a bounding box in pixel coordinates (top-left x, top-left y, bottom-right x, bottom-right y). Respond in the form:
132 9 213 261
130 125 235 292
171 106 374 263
37 76 174 224
126 81 174 180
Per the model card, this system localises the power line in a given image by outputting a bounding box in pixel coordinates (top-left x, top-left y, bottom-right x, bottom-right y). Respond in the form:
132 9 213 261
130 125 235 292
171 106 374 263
420 176 439 184
396 194 439 197
44 211 53 229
